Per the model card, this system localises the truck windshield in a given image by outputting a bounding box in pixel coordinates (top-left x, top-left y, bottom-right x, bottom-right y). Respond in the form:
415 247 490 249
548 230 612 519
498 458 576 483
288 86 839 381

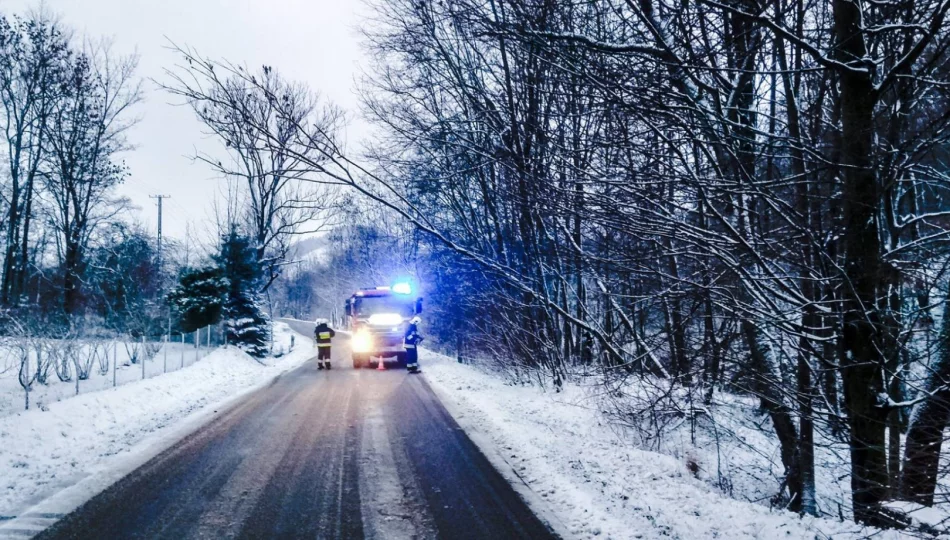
354 296 414 317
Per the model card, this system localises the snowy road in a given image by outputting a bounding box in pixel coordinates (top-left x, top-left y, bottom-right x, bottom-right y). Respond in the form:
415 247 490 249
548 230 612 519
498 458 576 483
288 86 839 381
30 323 554 540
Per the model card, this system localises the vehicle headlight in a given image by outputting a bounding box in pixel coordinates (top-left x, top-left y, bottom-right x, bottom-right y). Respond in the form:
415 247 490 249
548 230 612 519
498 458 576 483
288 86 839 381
368 313 403 326
352 329 372 353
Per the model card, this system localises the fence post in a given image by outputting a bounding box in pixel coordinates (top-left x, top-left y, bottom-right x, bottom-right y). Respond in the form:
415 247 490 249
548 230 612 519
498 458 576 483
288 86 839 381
163 335 168 373
113 340 117 388
207 325 211 348
141 335 146 380
180 333 184 369
195 328 199 364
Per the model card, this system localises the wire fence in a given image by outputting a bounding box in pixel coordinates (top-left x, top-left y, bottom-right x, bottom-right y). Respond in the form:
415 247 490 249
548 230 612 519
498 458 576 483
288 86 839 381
163 323 228 372
0 323 226 415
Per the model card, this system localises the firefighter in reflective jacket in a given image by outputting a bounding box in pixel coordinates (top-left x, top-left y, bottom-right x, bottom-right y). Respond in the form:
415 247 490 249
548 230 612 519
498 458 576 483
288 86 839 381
404 316 423 373
314 319 336 370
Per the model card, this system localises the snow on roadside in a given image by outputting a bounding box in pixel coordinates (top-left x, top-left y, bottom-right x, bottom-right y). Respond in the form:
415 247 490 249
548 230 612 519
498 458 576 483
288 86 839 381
0 322 312 517
885 501 950 534
420 349 902 540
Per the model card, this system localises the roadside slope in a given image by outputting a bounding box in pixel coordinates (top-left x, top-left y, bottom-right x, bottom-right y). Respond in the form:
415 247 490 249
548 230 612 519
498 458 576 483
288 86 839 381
419 349 903 540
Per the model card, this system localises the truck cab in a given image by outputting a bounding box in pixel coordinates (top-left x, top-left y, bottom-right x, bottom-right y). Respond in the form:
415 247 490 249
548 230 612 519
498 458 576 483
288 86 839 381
345 283 422 368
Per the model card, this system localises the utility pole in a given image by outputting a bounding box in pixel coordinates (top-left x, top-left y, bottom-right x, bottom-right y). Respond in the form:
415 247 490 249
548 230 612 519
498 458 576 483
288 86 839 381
149 195 171 269
150 195 172 343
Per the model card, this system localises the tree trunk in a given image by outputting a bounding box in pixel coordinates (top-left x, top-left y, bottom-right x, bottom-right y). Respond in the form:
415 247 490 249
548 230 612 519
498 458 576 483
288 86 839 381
702 286 721 405
63 234 82 315
887 374 903 495
14 172 35 304
776 22 818 514
742 318 802 507
2 176 21 305
900 297 950 506
834 0 891 523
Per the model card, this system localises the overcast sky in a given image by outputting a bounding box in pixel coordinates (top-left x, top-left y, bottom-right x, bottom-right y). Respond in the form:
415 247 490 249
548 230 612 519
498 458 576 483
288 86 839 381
1 0 368 243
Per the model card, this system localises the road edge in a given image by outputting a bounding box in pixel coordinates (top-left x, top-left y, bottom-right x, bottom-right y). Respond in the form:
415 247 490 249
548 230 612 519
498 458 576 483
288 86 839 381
423 373 575 540
0 334 314 539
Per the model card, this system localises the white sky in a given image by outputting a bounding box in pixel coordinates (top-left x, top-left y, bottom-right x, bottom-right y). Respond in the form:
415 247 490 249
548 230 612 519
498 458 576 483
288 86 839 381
0 0 368 243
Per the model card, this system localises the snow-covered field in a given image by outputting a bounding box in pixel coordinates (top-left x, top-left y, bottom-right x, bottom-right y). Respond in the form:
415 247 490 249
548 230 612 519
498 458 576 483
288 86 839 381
420 349 905 540
0 322 311 521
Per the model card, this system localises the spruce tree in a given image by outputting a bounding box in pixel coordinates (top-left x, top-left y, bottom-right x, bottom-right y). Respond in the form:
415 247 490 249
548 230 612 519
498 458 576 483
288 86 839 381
167 267 227 332
215 227 270 358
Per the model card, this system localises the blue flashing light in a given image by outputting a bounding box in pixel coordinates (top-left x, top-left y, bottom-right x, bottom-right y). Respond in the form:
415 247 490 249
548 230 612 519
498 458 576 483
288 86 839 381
392 282 412 295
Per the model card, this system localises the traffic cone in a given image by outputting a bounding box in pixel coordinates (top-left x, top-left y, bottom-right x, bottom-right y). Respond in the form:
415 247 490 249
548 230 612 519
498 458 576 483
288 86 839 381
376 356 385 370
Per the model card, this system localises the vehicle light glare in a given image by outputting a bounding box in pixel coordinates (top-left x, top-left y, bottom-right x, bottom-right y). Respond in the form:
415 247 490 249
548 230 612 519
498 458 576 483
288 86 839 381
368 313 403 326
392 282 412 295
352 329 372 353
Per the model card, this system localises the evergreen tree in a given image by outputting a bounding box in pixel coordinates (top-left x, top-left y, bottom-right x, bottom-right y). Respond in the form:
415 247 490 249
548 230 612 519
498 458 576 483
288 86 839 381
215 227 270 358
167 267 227 332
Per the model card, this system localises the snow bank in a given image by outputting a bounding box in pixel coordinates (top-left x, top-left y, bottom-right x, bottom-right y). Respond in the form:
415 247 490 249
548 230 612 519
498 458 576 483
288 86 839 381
0 322 312 518
885 501 950 534
587 375 857 521
420 349 902 540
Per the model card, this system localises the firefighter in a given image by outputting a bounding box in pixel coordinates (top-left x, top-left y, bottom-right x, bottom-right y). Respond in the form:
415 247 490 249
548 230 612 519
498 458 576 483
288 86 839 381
313 318 336 370
404 316 423 373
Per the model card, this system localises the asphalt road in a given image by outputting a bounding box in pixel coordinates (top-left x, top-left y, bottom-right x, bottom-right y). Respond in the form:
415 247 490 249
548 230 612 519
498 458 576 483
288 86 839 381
35 321 556 540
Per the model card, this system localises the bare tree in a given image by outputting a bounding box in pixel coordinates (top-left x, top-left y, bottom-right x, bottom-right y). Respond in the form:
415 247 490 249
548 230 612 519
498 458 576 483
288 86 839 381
162 49 342 291
42 39 141 316
0 11 70 306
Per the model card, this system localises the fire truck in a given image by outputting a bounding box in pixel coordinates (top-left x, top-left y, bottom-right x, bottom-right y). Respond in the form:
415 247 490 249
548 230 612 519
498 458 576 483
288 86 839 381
344 283 422 368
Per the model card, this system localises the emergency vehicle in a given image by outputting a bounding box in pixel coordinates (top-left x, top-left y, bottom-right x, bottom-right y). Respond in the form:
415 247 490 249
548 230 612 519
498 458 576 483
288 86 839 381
344 282 422 368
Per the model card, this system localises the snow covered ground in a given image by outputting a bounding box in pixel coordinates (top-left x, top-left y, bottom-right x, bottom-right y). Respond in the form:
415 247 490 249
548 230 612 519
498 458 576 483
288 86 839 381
0 335 225 418
419 349 906 540
0 322 311 523
0 323 929 539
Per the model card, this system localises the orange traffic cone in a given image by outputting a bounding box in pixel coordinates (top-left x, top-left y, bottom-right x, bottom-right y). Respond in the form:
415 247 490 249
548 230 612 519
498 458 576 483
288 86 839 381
376 356 385 370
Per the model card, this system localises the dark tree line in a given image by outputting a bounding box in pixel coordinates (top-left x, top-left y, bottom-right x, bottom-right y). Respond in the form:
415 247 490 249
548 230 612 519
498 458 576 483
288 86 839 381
163 0 950 528
353 0 950 525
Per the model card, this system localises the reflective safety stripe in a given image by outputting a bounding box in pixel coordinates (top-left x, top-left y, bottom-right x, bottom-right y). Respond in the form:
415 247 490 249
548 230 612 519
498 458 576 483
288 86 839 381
317 343 331 347
404 344 416 348
318 332 331 339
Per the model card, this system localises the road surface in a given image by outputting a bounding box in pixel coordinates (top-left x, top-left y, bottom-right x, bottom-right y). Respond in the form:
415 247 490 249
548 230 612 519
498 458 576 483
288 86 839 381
33 321 556 540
